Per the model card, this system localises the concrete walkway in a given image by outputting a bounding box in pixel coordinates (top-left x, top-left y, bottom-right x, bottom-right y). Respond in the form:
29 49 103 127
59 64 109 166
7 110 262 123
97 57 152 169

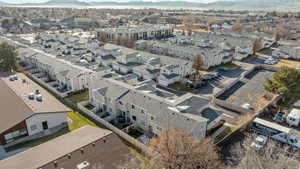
0 146 28 160
211 125 228 139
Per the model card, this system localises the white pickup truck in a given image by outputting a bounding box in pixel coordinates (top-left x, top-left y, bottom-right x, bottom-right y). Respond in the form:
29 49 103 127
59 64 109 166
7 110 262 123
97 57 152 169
251 118 300 149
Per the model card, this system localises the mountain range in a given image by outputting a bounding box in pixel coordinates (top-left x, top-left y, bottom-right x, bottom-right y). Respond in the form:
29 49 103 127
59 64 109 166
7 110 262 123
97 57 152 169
1 0 300 11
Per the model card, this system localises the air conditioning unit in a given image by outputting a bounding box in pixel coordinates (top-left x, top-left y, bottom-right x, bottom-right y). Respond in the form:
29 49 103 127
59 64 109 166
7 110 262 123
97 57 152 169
9 75 18 81
36 94 43 102
28 92 35 100
77 161 90 169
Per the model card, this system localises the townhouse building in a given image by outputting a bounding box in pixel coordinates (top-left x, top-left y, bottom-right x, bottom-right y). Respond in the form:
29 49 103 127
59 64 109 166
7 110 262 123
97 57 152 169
20 48 93 93
136 30 276 67
272 43 300 60
102 44 194 86
97 24 174 42
89 78 225 139
136 39 232 69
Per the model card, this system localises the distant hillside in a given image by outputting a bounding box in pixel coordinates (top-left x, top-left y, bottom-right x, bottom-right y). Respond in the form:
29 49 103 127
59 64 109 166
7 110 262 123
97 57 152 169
0 1 7 6
90 0 300 11
89 1 202 7
45 0 89 6
1 0 300 11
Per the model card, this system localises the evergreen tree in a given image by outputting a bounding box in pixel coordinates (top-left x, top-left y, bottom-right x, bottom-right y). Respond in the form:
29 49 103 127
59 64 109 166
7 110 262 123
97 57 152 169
0 42 18 72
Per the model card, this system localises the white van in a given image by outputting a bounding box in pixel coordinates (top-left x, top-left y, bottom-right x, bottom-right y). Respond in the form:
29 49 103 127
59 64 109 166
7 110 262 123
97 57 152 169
287 109 300 127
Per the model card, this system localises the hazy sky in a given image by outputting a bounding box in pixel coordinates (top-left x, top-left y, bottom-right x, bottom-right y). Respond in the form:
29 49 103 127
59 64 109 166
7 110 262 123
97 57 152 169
1 0 234 4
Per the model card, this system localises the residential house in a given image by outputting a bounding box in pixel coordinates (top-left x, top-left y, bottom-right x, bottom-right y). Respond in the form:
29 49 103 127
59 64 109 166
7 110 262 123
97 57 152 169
0 72 70 145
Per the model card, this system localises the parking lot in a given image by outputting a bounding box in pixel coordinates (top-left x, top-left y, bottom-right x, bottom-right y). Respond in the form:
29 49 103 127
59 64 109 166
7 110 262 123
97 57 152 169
195 64 249 97
217 68 275 111
241 55 268 65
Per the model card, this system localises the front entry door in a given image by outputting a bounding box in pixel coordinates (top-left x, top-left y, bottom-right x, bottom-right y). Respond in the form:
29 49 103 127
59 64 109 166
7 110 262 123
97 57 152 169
42 121 48 130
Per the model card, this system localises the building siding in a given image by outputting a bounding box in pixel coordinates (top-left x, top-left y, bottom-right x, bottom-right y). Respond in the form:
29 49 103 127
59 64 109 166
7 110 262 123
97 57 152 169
25 113 68 136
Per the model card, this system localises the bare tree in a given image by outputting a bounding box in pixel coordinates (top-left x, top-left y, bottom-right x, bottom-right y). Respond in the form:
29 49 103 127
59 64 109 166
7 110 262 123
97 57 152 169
117 129 225 169
192 55 204 82
231 23 243 32
252 38 263 53
124 36 136 48
232 134 299 169
114 36 122 46
98 32 108 44
207 17 217 30
274 23 289 41
187 28 192 36
181 14 194 27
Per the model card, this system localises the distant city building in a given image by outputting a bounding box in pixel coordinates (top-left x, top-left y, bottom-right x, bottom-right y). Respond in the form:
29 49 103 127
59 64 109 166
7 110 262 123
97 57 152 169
97 24 174 41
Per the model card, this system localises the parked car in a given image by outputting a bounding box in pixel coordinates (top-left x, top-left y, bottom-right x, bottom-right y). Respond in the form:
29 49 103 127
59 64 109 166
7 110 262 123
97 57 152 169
186 80 207 89
264 58 278 65
242 103 254 110
251 135 268 150
273 111 285 123
251 118 300 149
202 72 219 80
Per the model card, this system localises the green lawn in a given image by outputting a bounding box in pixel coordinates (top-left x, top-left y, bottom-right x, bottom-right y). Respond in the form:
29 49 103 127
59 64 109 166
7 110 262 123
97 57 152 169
68 111 98 131
211 62 240 71
67 90 89 104
84 103 95 110
6 111 99 152
168 82 194 93
214 126 235 143
127 128 143 138
6 127 69 152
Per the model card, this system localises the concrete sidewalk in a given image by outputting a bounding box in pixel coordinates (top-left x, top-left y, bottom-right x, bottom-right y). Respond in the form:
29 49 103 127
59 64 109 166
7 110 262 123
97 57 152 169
0 146 28 160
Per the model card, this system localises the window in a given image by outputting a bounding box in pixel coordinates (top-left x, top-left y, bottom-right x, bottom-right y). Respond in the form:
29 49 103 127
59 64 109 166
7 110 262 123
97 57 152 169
4 129 27 141
30 124 37 131
141 109 145 114
132 105 135 109
289 117 296 122
132 116 137 121
151 116 155 120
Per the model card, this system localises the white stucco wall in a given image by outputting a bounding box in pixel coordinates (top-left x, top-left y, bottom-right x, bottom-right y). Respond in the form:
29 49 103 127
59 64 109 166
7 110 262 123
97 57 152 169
25 113 68 136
